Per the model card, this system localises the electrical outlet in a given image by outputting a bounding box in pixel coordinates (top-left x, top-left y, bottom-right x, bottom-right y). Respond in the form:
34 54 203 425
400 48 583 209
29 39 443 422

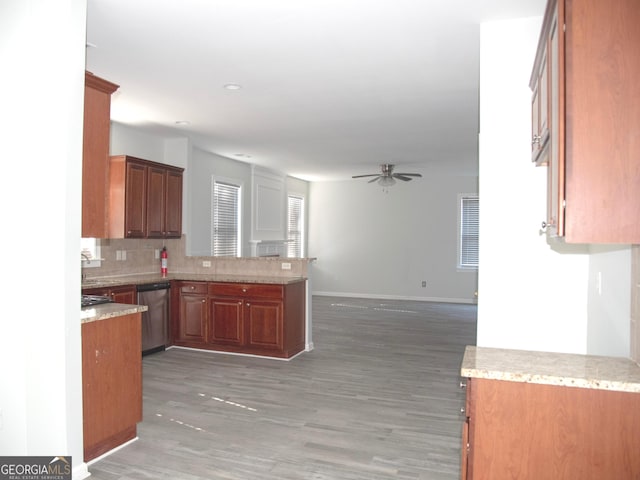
202 260 212 267
154 249 160 259
281 262 292 270
122 250 127 261
116 250 122 261
421 280 427 287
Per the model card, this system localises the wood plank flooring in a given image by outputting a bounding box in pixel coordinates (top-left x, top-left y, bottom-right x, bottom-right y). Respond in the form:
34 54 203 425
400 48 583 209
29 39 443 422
87 296 477 480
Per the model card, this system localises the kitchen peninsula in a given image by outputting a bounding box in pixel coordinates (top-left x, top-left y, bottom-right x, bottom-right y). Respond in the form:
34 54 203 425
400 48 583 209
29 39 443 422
81 302 147 462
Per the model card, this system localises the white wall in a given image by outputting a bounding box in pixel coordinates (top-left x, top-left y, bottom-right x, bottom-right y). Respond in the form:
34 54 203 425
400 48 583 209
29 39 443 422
587 245 631 356
0 0 89 477
308 174 478 302
478 17 592 354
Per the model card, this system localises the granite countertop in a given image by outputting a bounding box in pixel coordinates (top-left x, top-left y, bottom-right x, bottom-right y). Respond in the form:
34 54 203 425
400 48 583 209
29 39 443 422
461 345 640 393
81 303 148 324
82 273 307 289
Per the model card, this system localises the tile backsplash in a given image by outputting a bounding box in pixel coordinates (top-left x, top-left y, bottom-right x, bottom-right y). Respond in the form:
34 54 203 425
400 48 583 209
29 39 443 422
84 235 312 279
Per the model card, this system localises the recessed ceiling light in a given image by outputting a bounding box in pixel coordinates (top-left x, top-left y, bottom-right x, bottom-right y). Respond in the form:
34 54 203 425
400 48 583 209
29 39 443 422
224 83 242 90
175 120 190 126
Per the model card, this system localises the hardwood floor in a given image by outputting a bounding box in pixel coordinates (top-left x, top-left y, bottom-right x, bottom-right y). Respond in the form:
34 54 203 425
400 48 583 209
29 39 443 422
87 296 477 479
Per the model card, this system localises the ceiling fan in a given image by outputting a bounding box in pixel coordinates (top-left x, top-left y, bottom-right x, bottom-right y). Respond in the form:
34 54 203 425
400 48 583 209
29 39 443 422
352 164 422 187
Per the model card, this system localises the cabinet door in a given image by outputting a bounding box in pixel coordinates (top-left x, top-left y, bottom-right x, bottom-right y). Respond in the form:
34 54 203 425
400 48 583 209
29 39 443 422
245 299 283 351
209 297 244 346
110 286 136 304
164 168 183 238
178 294 208 344
531 48 550 165
124 161 147 238
145 165 166 238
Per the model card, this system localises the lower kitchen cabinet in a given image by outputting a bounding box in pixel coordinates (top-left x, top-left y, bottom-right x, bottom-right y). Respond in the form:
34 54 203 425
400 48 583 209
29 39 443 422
461 377 640 479
82 284 136 304
173 280 305 359
174 281 208 345
81 312 142 461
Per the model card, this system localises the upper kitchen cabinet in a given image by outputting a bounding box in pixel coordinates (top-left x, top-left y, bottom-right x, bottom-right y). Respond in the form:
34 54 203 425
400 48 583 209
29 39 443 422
531 0 640 243
82 72 119 238
109 155 184 239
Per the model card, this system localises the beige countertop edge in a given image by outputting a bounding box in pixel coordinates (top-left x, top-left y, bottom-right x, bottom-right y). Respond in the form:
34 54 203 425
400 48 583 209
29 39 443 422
82 273 307 288
81 303 148 324
461 345 640 393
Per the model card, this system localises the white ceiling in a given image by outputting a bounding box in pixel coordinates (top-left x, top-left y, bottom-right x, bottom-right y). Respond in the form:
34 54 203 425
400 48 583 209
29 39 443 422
86 0 545 181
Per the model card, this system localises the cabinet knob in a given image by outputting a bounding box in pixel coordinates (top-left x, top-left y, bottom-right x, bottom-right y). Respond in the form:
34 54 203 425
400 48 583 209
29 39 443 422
242 288 247 293
202 299 205 303
541 220 555 231
246 303 250 307
460 381 467 389
460 407 465 414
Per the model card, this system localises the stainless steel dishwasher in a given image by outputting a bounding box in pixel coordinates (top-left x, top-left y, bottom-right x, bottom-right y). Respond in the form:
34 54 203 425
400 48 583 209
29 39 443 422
137 281 170 356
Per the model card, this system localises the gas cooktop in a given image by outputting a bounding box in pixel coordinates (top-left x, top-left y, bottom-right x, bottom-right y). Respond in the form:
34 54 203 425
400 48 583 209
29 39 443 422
81 295 113 308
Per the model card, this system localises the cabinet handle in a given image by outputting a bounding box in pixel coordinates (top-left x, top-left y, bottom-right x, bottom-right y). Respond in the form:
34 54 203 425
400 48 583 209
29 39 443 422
541 220 555 231
531 134 541 146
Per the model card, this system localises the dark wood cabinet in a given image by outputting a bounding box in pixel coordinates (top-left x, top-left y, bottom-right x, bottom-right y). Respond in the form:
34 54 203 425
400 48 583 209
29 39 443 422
209 297 244 346
531 0 640 243
173 280 305 359
175 282 208 345
109 155 184 239
462 377 640 479
82 312 142 461
82 284 136 304
82 72 119 238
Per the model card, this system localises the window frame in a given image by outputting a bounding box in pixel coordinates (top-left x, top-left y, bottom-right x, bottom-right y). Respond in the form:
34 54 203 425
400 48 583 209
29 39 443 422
81 238 101 268
457 193 479 271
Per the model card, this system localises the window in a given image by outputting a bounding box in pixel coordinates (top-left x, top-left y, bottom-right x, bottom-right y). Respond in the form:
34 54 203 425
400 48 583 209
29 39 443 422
80 237 101 268
212 180 241 256
287 195 304 258
458 194 479 269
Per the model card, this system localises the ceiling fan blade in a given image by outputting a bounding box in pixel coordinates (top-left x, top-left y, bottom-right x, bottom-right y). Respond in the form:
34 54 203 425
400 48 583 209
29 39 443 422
394 174 413 181
352 174 380 178
394 173 422 177
368 176 381 183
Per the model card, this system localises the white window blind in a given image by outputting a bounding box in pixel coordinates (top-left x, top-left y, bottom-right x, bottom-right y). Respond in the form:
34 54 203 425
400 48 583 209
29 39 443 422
212 181 240 257
459 195 479 268
287 195 304 258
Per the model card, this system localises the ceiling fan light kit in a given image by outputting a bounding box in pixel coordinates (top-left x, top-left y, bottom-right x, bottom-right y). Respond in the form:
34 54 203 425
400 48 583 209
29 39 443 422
352 164 422 187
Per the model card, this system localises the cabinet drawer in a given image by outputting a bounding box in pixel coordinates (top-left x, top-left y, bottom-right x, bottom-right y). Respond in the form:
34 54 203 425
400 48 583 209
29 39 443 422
208 282 283 299
179 282 208 294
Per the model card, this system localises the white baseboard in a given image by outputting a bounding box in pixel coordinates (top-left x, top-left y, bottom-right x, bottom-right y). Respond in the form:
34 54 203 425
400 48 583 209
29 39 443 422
73 463 90 480
312 291 477 305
